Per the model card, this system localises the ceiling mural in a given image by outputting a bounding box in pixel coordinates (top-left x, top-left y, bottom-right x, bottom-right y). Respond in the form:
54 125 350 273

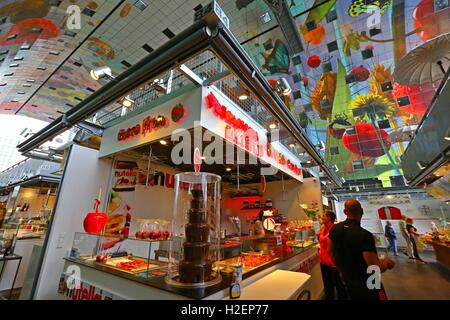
241 0 449 186
0 0 449 186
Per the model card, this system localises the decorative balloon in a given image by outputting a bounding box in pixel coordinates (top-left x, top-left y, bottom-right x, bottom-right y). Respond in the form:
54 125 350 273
83 190 108 235
307 55 321 68
342 122 391 157
349 65 370 82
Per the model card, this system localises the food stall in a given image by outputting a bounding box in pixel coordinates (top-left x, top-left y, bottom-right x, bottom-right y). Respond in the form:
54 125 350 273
31 84 325 300
0 159 60 298
424 229 450 269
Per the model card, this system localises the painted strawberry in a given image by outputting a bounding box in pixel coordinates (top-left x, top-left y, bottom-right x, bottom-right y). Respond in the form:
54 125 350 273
171 103 186 123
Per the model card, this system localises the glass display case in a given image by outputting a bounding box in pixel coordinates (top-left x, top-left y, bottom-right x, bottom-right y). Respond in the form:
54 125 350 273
166 172 221 288
68 232 171 279
0 223 19 256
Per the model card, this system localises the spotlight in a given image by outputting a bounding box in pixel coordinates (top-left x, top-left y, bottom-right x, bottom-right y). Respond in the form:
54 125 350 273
275 78 292 96
159 140 168 146
298 151 305 156
151 78 167 93
236 82 249 101
269 122 277 130
289 143 295 148
90 66 113 80
120 95 134 108
306 160 312 164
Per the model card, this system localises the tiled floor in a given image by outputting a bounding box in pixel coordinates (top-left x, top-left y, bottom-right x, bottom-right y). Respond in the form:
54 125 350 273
381 251 450 300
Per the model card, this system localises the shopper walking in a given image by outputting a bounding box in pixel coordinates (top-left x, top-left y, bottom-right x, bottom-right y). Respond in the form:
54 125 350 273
406 217 426 264
384 221 398 256
328 199 395 300
317 211 347 300
399 215 413 258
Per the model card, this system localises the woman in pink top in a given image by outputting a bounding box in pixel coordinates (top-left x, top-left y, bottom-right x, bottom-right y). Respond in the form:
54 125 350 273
317 211 347 300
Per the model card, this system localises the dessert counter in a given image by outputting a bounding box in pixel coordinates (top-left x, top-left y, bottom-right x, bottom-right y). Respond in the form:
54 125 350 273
57 241 322 300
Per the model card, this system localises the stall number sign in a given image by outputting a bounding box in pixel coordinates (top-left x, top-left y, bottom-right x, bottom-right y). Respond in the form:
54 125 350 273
194 0 230 29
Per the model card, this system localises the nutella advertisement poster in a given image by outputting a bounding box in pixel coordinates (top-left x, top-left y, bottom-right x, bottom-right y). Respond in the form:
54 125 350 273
105 161 137 238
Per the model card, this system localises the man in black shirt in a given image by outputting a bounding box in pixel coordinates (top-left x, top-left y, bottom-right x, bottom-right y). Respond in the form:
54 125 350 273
328 199 395 300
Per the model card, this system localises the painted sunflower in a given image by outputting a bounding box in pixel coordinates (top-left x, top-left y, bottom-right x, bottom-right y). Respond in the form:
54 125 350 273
349 93 395 120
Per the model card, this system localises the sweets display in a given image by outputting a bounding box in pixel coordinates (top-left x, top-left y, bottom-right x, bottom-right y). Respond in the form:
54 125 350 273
178 189 212 283
135 230 170 240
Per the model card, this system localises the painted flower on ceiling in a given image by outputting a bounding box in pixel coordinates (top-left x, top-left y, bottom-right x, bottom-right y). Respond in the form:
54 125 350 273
310 71 337 120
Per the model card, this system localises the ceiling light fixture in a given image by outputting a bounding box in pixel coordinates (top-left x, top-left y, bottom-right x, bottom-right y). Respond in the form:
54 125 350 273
120 95 134 108
298 151 305 156
151 78 167 93
275 78 292 96
226 167 232 172
159 140 168 146
289 143 295 148
236 82 249 100
269 122 278 130
90 66 113 80
445 128 450 141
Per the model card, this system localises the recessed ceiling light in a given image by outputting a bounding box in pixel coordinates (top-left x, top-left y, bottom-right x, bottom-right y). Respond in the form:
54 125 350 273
226 167 232 172
289 143 295 148
298 152 305 156
269 122 277 129
120 96 134 108
159 139 168 145
306 160 312 164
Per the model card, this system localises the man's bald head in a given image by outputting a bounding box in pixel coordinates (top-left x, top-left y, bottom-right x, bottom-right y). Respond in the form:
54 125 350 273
344 199 363 219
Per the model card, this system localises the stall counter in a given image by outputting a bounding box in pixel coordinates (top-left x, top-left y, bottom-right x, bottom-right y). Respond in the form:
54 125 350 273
57 245 322 300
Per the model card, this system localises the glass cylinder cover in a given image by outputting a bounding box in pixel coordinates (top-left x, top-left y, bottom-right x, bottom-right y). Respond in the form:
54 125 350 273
166 172 221 288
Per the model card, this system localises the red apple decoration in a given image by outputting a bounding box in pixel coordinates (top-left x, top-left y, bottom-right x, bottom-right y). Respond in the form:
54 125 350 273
83 211 108 234
342 122 391 157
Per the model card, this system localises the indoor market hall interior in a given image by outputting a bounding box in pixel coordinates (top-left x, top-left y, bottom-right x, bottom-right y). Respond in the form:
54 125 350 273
0 0 449 301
